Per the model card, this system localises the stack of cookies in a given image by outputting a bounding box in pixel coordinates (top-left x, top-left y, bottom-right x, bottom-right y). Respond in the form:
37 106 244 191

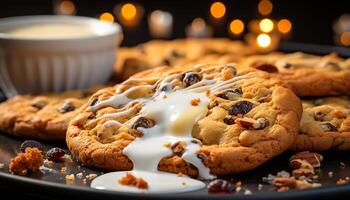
1 38 350 180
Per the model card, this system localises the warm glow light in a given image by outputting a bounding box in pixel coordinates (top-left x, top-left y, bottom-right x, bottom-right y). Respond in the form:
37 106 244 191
230 19 244 35
257 33 271 48
210 2 226 19
121 3 137 20
192 18 206 31
258 0 273 15
58 0 76 15
340 32 350 46
277 19 292 34
259 18 274 33
99 12 114 23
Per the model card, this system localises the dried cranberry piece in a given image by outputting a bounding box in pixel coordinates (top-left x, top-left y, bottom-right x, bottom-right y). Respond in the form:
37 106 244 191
314 112 326 121
132 117 155 129
218 88 243 100
182 72 202 87
58 101 75 113
228 101 254 116
254 63 279 73
207 179 235 193
20 140 43 152
321 123 338 132
46 147 66 162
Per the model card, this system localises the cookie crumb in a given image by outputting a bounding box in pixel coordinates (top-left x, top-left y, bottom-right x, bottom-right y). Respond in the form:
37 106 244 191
163 142 171 148
336 178 348 185
177 172 183 177
9 148 43 176
76 172 83 179
258 184 263 190
244 189 252 195
328 171 334 177
60 167 67 174
66 174 75 184
44 159 54 167
118 172 148 189
191 98 200 106
340 162 346 168
86 173 98 180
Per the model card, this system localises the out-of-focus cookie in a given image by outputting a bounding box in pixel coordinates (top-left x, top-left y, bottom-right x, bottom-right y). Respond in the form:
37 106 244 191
114 38 255 81
238 52 350 97
291 97 350 151
0 85 104 140
67 63 302 177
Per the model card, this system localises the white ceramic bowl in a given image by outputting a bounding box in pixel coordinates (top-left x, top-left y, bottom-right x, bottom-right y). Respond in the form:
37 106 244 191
0 15 122 97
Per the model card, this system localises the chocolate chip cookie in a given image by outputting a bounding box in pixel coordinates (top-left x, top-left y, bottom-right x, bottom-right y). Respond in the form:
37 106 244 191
67 63 302 176
291 97 350 151
114 38 255 81
0 85 104 140
238 52 350 97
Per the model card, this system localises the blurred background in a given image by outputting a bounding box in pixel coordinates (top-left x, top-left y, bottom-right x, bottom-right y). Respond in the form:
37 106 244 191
0 0 350 47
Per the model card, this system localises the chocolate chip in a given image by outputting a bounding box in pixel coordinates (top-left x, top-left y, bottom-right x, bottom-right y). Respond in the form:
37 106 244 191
321 122 338 132
255 63 279 73
217 88 243 100
283 62 292 69
132 117 155 129
90 98 98 107
314 112 326 121
197 153 206 162
190 139 202 145
88 113 96 120
182 72 202 87
207 179 235 193
30 99 47 110
228 101 254 116
58 101 75 113
46 147 66 162
20 140 43 152
223 116 236 125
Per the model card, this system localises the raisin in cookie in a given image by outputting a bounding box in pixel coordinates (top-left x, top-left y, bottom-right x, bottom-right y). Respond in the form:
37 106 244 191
67 63 302 176
114 38 254 81
291 97 350 151
238 52 350 97
0 85 103 140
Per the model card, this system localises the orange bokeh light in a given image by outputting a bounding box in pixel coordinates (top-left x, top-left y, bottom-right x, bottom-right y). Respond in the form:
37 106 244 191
121 3 137 21
210 2 226 19
277 19 292 34
58 0 76 15
99 12 114 23
258 0 273 16
229 19 244 35
340 32 350 46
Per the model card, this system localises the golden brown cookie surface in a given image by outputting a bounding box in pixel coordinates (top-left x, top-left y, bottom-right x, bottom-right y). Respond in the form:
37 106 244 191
67 64 302 176
292 97 350 151
0 86 104 140
238 52 350 97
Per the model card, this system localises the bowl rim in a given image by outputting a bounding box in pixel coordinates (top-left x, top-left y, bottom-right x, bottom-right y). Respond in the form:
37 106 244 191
0 15 122 42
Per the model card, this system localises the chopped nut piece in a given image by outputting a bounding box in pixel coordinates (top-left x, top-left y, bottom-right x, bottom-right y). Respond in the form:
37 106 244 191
235 117 269 130
9 148 43 176
191 98 201 106
118 172 148 189
273 177 320 192
289 151 323 168
66 174 75 184
76 173 83 179
60 167 67 174
328 171 334 177
336 178 349 185
291 159 315 178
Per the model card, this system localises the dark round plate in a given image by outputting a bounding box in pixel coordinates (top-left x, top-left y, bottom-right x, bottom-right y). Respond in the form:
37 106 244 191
1 133 350 200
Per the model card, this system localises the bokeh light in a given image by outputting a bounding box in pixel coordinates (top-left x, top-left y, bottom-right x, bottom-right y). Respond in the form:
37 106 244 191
55 0 76 15
257 33 271 47
277 19 292 34
229 19 244 35
258 0 273 16
210 2 226 19
121 3 137 21
340 32 350 46
259 18 274 33
99 12 114 23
